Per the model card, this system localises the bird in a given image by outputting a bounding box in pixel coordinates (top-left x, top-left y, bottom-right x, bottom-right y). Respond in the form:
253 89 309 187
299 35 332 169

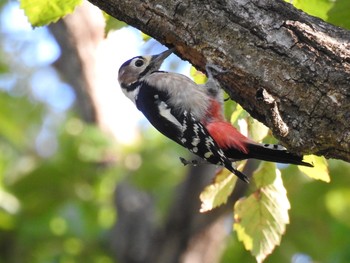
118 48 313 182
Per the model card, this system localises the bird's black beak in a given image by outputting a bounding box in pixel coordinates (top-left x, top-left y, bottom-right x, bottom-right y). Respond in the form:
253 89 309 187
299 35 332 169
149 48 174 70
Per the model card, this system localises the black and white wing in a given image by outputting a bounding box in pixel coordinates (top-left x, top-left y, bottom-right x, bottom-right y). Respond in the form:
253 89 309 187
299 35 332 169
181 111 249 182
135 81 184 144
135 81 249 182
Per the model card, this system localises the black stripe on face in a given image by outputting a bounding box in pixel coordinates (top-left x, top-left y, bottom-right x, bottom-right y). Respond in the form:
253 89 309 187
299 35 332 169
121 81 140 92
138 63 154 78
138 54 163 79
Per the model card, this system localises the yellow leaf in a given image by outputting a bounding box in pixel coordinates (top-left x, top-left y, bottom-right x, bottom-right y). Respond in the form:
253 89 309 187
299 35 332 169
253 162 276 188
20 0 82 27
299 155 330 182
230 104 246 125
190 66 207 84
248 118 269 142
234 166 290 263
141 32 151 42
199 169 237 212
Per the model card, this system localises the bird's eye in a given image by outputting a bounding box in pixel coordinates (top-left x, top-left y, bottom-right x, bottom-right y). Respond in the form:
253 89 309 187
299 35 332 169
135 59 144 67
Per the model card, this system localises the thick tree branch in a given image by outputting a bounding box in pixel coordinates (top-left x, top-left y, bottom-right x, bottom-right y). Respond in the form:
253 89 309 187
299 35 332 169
88 0 350 162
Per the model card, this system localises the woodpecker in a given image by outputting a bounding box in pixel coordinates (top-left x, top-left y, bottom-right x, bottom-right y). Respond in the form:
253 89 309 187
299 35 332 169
118 48 312 182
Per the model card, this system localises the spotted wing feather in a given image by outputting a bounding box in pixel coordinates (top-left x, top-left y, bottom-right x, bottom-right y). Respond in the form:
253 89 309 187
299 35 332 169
135 81 248 182
181 111 249 182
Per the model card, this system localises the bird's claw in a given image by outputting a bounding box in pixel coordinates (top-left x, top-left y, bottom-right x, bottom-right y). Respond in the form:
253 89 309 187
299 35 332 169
179 157 200 166
179 157 211 167
205 64 229 78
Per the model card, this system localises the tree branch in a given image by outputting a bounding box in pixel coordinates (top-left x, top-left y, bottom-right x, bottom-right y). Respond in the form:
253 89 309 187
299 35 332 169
50 2 105 123
88 0 350 162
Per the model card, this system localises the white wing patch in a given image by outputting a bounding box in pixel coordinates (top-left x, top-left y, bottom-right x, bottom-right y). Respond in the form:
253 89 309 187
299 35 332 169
158 101 182 128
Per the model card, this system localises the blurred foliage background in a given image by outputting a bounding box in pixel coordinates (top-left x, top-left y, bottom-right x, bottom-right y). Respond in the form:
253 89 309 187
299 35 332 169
0 0 350 262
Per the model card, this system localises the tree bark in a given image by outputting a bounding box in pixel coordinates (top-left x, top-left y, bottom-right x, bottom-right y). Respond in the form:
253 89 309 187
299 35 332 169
87 0 350 162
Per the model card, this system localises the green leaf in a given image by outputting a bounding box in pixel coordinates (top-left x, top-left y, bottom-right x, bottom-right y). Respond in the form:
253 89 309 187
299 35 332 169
103 13 127 35
248 118 269 142
20 0 83 27
290 0 332 21
253 162 277 188
327 0 350 30
233 163 290 263
299 155 330 182
200 169 237 212
230 104 247 125
290 0 350 30
325 188 350 227
0 92 43 148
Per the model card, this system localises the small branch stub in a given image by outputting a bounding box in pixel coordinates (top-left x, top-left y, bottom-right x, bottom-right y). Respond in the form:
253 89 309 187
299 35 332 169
256 88 289 137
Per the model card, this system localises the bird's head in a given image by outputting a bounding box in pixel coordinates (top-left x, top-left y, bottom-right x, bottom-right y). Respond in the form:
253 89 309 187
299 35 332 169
118 48 173 88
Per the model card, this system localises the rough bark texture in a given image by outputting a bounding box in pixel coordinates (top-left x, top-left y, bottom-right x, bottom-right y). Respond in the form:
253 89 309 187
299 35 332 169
87 0 350 162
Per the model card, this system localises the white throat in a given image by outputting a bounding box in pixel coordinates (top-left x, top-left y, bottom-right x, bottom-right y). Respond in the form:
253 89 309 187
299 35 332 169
122 86 140 105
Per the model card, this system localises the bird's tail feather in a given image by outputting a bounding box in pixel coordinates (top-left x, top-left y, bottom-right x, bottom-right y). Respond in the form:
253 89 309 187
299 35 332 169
245 143 313 167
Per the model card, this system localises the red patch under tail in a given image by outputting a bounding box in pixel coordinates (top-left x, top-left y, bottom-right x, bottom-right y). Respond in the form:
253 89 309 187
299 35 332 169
205 121 250 154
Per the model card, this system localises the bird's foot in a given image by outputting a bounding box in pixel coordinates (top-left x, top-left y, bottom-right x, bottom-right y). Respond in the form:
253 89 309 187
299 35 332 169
179 157 209 166
205 64 229 78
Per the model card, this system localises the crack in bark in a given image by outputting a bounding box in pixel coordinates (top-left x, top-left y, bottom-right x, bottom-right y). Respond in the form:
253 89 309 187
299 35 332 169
285 20 350 67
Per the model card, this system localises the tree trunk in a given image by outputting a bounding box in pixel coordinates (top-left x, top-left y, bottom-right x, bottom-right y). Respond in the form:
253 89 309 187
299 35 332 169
87 0 350 162
49 2 105 123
